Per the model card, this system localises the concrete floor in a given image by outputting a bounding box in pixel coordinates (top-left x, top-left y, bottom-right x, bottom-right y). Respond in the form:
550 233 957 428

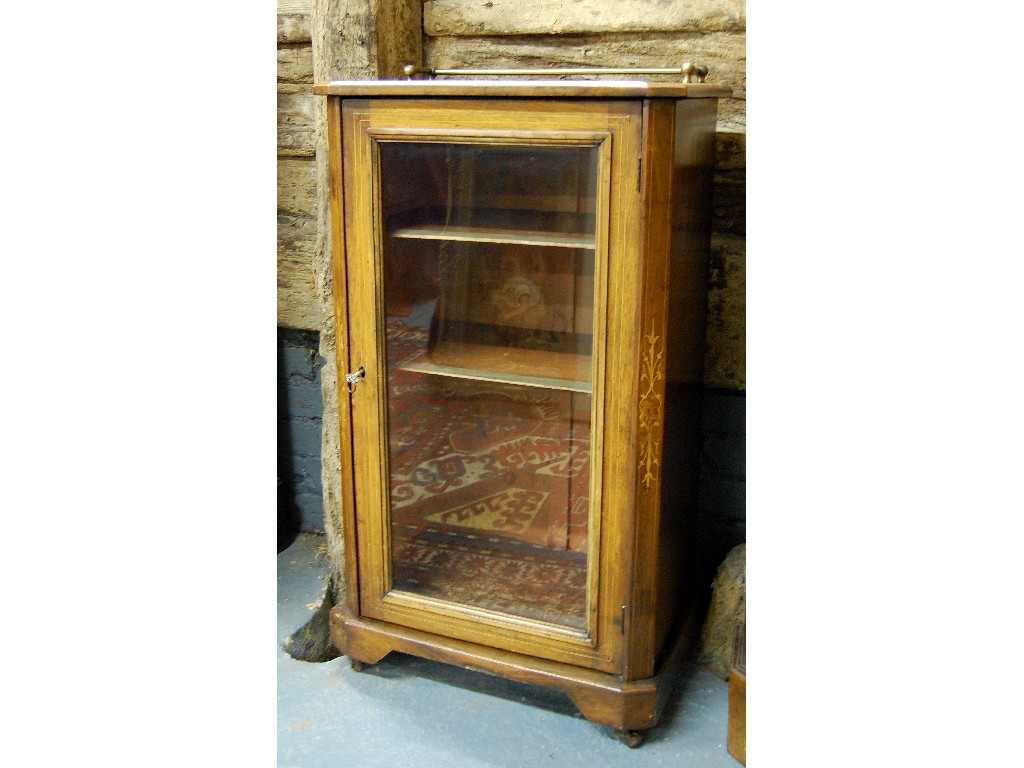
278 533 741 767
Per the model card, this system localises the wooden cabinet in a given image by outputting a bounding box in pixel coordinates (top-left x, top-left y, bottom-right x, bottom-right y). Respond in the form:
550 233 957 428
313 78 726 745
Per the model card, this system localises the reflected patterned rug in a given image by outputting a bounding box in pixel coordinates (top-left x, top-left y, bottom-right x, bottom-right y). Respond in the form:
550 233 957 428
386 320 590 552
391 527 587 628
384 320 590 625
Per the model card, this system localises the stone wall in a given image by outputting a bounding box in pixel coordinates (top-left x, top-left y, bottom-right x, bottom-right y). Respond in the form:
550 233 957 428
278 0 319 331
278 2 326 541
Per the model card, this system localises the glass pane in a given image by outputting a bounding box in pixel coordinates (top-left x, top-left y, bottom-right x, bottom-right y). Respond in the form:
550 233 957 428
379 142 598 631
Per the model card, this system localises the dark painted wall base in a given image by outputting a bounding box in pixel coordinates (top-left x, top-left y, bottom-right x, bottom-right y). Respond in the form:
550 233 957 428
278 328 326 545
696 388 746 586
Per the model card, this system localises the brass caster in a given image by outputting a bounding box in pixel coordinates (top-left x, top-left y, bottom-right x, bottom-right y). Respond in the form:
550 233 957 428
350 659 368 672
616 729 645 748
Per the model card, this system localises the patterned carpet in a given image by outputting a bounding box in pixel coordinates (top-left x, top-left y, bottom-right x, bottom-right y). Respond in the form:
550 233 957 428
385 320 591 628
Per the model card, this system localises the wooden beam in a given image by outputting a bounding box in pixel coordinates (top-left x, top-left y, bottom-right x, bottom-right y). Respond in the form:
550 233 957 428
310 0 423 599
424 0 745 36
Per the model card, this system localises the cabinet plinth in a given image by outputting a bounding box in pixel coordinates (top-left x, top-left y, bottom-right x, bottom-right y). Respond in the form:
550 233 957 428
318 79 720 744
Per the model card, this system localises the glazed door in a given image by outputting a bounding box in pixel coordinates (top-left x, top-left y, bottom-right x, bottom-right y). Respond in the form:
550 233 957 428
342 99 642 671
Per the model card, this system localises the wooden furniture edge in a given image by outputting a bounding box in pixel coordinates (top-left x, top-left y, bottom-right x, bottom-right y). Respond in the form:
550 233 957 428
326 96 362 616
728 668 746 764
312 80 733 99
329 606 697 734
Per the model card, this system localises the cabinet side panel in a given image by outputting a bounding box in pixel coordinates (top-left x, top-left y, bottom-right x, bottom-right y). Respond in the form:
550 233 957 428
658 97 718 654
622 99 676 680
667 99 717 386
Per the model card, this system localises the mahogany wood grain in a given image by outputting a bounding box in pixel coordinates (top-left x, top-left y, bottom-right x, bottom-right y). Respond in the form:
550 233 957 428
621 98 676 681
659 97 718 660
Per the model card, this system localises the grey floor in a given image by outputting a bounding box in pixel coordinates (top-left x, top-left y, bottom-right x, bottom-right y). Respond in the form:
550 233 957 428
278 533 741 768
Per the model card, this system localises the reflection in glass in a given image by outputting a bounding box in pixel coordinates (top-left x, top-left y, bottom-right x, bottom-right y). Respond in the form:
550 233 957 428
379 142 598 630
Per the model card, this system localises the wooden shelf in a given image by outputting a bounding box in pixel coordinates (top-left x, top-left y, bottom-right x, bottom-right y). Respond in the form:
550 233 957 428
400 341 592 393
388 207 596 250
392 224 594 250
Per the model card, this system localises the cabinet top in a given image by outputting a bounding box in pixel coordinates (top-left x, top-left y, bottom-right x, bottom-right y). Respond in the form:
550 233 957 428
311 79 731 99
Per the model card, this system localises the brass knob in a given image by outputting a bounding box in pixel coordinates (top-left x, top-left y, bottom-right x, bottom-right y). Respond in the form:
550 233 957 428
680 62 709 83
345 366 365 393
403 64 433 79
